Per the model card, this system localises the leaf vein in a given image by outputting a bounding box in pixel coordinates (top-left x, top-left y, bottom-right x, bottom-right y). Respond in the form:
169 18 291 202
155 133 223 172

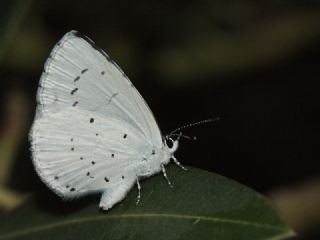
0 213 288 239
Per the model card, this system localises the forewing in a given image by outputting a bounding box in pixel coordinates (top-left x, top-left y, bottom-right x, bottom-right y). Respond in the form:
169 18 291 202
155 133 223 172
30 108 150 198
36 30 162 148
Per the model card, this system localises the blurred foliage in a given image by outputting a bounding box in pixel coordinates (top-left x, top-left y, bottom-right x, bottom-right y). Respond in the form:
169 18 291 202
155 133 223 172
269 178 320 234
0 0 32 63
1 1 320 84
0 90 28 210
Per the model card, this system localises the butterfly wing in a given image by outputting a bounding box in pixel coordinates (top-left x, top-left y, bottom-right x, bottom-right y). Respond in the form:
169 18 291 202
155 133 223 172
35 30 162 148
30 107 150 200
29 31 164 208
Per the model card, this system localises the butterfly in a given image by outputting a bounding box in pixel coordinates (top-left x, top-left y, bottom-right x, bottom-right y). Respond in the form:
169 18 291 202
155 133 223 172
29 30 187 211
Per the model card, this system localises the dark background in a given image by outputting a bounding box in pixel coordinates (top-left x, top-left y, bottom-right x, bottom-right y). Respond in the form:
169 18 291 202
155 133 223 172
1 0 320 239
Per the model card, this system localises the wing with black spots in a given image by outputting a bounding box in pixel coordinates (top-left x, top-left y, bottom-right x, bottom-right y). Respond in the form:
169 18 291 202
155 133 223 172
30 108 151 198
35 30 162 148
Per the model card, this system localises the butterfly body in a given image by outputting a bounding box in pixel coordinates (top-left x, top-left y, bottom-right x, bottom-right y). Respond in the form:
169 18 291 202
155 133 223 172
29 31 182 210
134 139 178 179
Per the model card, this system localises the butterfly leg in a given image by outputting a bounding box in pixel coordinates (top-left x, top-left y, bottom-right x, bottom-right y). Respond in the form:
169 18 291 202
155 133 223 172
99 178 135 211
161 164 173 188
135 177 141 206
171 156 187 171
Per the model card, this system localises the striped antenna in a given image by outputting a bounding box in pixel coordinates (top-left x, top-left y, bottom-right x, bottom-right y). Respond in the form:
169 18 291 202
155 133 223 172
168 117 220 136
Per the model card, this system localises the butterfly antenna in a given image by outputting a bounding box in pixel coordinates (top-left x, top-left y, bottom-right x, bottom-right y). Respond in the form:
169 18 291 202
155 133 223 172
169 133 197 140
168 117 220 137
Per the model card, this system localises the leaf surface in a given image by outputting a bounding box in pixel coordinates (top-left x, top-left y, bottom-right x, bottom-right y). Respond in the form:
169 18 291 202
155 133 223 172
0 166 294 240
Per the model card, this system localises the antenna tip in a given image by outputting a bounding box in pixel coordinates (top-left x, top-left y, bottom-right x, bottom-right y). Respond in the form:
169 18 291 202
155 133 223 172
209 117 220 122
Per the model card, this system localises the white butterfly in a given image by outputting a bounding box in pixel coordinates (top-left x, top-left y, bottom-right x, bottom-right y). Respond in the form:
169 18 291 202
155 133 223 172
29 31 186 211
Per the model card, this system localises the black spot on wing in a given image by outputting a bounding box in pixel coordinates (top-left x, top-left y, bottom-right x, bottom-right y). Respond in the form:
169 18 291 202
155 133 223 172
104 177 109 182
71 147 74 151
70 88 78 95
86 172 94 178
81 68 88 74
72 101 79 107
91 161 95 165
74 76 80 82
54 176 59 180
101 71 105 75
70 188 76 192
111 153 114 158
90 118 94 123
80 157 84 160
123 134 127 139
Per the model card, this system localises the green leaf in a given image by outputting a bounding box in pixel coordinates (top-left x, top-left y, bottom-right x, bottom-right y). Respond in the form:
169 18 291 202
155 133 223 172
0 166 294 240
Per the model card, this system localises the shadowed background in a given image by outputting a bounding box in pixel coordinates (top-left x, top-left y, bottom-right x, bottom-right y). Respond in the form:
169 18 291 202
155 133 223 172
0 0 320 239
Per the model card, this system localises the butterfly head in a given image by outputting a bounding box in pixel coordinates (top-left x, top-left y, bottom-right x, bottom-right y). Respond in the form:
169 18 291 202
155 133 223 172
165 136 179 154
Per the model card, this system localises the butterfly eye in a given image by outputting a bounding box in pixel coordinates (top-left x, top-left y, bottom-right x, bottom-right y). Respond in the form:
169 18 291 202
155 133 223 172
165 137 174 148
